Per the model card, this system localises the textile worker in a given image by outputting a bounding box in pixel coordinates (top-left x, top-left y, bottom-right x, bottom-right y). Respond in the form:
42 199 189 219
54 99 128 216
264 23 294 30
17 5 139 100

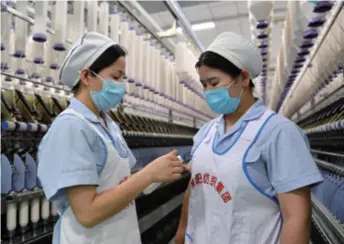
37 32 188 244
175 32 323 244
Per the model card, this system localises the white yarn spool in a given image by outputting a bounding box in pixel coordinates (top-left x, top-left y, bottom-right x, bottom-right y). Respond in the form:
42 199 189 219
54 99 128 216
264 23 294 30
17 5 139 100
119 16 129 48
127 25 137 96
175 42 188 81
149 41 157 101
66 8 74 43
290 1 306 49
41 197 50 223
137 33 145 98
74 0 85 40
165 60 172 100
299 0 321 22
170 63 175 102
1 6 11 76
119 17 130 94
99 2 109 36
30 197 40 227
51 201 58 218
19 199 29 230
142 39 150 100
87 0 98 32
154 46 161 103
248 0 273 21
159 53 166 95
145 41 154 100
110 13 120 43
14 0 27 58
128 25 137 79
7 201 17 234
53 0 67 48
32 1 48 40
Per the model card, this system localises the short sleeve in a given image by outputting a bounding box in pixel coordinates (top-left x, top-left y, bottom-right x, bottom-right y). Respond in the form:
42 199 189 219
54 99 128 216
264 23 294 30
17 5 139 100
37 116 100 201
263 121 324 194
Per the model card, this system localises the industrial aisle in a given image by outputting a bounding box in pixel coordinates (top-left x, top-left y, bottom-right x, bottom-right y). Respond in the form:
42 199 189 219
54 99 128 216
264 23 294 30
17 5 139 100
1 1 343 244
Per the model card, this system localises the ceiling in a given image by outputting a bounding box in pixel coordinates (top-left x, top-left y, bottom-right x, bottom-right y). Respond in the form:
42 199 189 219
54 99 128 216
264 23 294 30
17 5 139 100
138 0 288 96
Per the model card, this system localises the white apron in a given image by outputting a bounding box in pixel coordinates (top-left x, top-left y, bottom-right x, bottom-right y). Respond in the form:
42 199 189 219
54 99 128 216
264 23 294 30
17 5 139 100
186 110 282 244
56 109 141 244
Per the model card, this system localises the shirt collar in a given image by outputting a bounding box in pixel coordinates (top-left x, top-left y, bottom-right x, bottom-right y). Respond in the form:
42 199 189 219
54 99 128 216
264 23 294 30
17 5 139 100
241 98 266 122
69 97 102 123
215 99 266 137
216 99 266 124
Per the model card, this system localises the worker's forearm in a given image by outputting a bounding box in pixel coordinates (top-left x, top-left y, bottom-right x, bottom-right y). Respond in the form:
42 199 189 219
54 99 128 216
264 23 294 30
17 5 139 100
280 217 310 244
175 184 190 244
179 185 190 227
88 169 153 227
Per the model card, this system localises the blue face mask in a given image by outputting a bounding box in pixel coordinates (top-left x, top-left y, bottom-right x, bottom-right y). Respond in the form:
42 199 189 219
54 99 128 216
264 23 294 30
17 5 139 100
204 83 242 115
90 72 126 111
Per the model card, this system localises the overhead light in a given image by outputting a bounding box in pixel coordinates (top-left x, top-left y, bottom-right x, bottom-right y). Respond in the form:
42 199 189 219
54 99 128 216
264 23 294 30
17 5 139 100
192 21 216 31
177 21 215 33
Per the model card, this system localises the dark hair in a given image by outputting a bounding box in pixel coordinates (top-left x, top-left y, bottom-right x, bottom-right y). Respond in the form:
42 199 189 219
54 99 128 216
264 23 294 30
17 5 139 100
195 51 255 88
72 44 127 94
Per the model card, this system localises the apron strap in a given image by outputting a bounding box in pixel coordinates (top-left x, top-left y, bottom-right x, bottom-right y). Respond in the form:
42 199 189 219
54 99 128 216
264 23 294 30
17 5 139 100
59 108 109 142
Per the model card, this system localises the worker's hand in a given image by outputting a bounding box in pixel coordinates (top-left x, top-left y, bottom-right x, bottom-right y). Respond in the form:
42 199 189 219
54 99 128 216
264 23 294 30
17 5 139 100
144 150 187 183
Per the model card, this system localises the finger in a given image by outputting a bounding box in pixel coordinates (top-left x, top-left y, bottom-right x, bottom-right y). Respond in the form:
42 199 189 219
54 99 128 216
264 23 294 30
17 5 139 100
168 155 180 161
172 173 182 180
168 150 178 156
170 160 183 167
182 165 191 171
172 167 183 174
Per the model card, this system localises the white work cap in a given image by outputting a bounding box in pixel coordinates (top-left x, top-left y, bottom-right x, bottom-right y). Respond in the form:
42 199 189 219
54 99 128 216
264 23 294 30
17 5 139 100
207 32 262 79
59 32 116 88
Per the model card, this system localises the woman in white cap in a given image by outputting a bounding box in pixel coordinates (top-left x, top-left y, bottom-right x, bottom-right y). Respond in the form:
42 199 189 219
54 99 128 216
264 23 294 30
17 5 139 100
37 32 188 244
175 32 323 244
